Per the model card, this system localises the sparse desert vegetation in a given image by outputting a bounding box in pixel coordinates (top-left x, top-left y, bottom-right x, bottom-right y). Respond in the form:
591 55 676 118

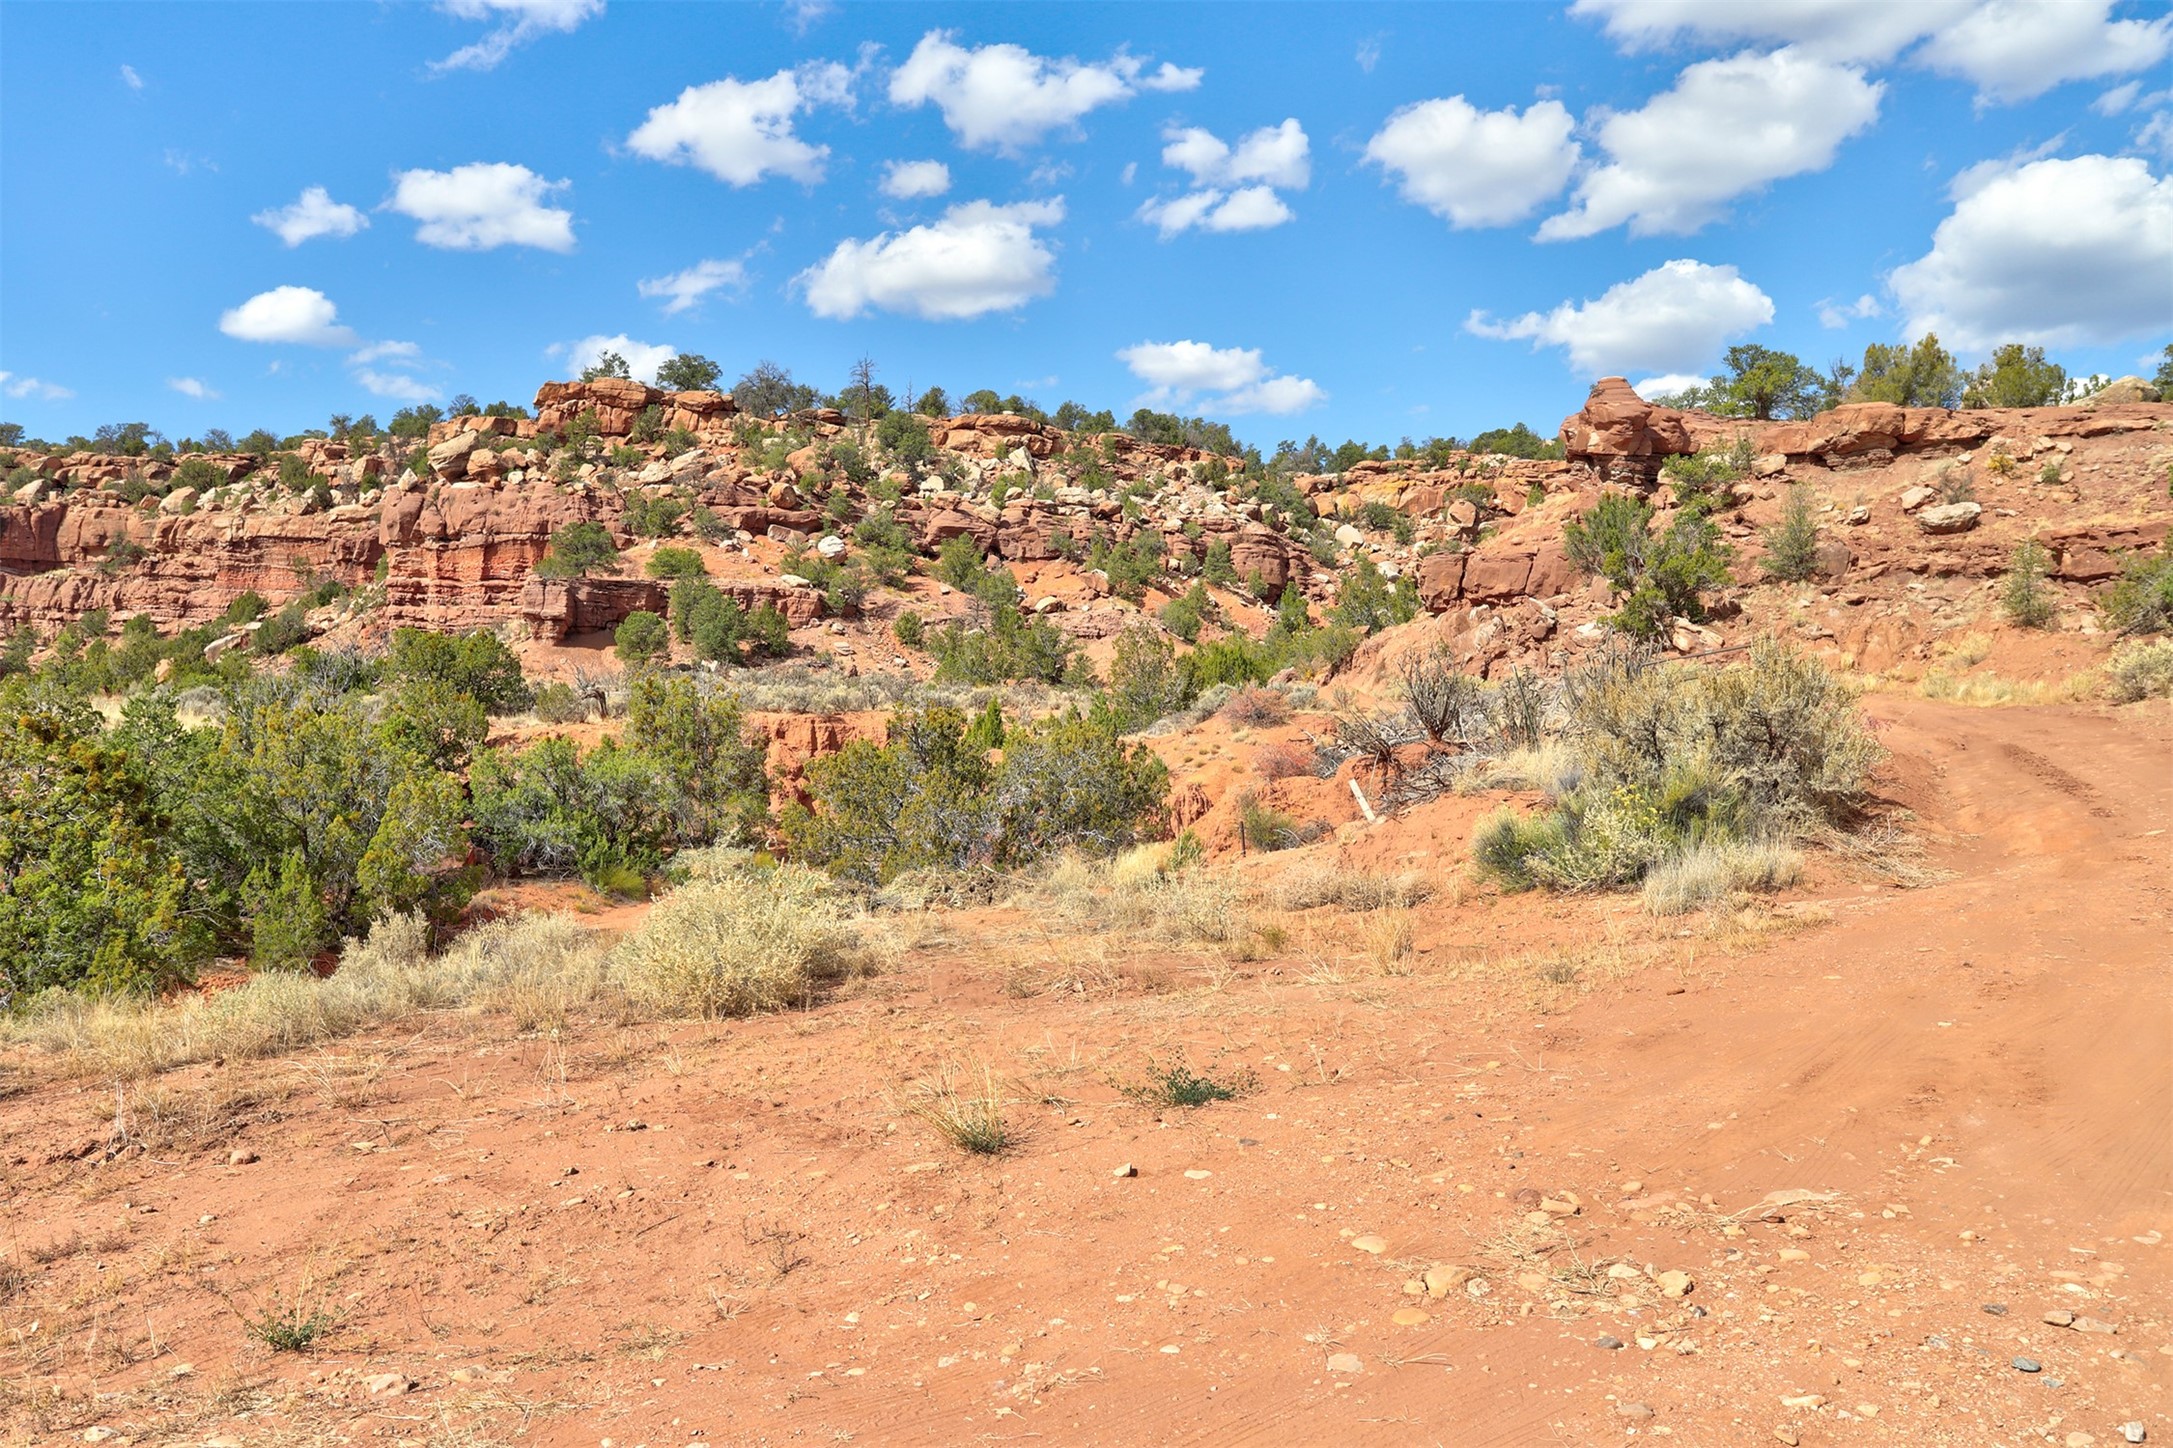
2 326 2169 1445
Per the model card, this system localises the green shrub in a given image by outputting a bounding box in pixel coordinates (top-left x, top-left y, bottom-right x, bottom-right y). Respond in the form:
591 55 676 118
892 610 925 648
1660 436 1755 511
852 507 915 585
1471 642 1879 900
615 610 669 664
246 851 333 970
781 551 870 615
377 677 489 771
535 521 622 579
1760 485 1821 582
0 691 206 997
624 492 686 539
1160 580 1212 642
470 677 766 885
1331 557 1418 634
1123 1059 1252 1108
784 706 1168 885
1564 493 1733 639
928 604 1078 685
670 577 748 662
251 601 311 655
1102 626 1191 730
386 628 532 714
171 456 226 493
1237 793 1301 851
531 680 590 723
645 546 707 579
934 533 994 592
2001 538 2055 629
2103 545 2173 634
1088 532 1165 601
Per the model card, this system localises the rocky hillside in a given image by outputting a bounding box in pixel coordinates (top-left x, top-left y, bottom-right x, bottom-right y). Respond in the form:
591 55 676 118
2 376 2167 681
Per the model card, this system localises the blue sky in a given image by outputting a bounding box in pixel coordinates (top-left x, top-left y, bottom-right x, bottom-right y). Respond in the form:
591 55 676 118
3 0 2170 449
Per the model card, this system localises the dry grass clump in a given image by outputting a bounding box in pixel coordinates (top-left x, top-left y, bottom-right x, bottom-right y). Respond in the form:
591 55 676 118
1916 668 2096 706
1035 849 1258 946
2104 637 2173 703
1269 860 1432 912
1458 740 1583 798
904 1062 1011 1154
614 864 889 1019
1221 685 1291 728
1640 839 1804 916
3 911 612 1078
1359 908 1417 970
1253 739 1316 780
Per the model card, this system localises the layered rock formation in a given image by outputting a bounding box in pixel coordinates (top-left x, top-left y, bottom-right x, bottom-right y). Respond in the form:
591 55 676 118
1558 377 1695 484
3 373 2167 684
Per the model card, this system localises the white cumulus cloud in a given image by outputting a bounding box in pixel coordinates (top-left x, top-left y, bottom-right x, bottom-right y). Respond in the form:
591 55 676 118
2139 110 2173 160
1541 47 1881 239
1573 0 2170 104
1918 0 2172 104
432 0 604 73
251 185 369 246
1466 258 1775 378
348 340 424 365
625 63 852 186
637 258 749 315
550 334 678 384
354 369 444 403
120 63 143 90
1816 293 1885 329
167 377 220 400
797 198 1065 321
388 162 574 251
1139 186 1294 237
1141 119 1307 237
880 159 953 199
1632 373 1708 399
1161 118 1310 189
1888 154 2173 351
888 31 1200 154
1571 0 1973 62
1364 96 1580 228
0 372 75 402
218 285 359 346
1117 339 1325 416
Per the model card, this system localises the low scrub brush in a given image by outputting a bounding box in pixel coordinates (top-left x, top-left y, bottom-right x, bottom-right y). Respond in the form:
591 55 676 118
614 864 879 1019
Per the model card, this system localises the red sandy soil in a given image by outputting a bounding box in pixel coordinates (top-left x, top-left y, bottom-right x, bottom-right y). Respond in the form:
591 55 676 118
1 695 2167 1447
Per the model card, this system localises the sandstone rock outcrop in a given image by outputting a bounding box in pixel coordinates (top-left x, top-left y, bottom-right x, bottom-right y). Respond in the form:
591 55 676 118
1558 378 1695 484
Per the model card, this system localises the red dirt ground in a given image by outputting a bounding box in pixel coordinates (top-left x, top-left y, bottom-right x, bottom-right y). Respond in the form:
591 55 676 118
2 694 2167 1447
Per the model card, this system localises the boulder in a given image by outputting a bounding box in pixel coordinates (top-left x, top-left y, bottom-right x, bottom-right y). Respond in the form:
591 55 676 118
1227 525 1295 600
1416 550 1467 612
427 431 479 478
921 508 998 553
1557 377 1694 483
2079 376 2156 407
1461 550 1535 602
1914 501 1982 534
